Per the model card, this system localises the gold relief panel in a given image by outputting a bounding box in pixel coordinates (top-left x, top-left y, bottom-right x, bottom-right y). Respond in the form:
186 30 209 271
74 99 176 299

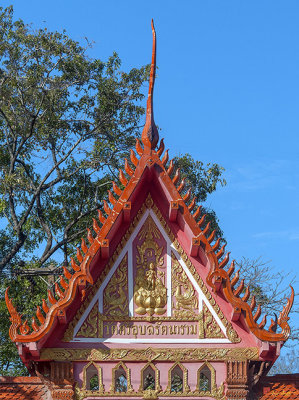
171 253 198 319
103 255 129 317
75 302 98 338
202 303 225 339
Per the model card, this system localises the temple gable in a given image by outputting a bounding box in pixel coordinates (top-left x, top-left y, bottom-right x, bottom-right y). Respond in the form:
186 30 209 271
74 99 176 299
67 198 236 345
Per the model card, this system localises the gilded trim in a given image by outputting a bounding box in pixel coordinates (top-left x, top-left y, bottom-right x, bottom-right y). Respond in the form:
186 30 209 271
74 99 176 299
41 346 259 362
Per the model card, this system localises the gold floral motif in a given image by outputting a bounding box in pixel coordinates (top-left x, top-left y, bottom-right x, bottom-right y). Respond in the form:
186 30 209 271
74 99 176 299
172 253 198 318
226 322 240 343
134 216 167 316
76 302 98 338
41 346 259 362
203 303 225 339
103 256 128 316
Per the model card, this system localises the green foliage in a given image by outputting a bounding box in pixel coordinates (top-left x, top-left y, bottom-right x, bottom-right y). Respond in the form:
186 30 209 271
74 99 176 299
89 374 99 391
199 372 211 392
171 373 183 392
0 5 151 272
173 154 226 239
144 373 155 390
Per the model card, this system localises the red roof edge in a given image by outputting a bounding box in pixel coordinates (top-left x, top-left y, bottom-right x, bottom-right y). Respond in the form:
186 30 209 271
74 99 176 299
0 376 43 384
262 373 299 388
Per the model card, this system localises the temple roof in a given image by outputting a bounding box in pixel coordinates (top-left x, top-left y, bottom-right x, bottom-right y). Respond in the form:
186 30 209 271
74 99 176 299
5 20 294 349
0 377 49 400
260 374 299 399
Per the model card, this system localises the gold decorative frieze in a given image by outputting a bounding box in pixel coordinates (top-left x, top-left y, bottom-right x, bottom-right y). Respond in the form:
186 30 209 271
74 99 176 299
41 346 259 362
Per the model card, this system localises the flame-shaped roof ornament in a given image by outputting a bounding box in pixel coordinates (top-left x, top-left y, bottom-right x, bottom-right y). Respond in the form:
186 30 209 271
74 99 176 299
141 19 159 151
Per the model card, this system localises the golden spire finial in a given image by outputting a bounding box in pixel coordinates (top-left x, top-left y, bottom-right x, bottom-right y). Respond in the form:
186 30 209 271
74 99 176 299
141 19 159 151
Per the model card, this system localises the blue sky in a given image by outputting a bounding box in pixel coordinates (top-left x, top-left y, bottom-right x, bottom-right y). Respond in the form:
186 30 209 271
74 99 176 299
2 1 298 348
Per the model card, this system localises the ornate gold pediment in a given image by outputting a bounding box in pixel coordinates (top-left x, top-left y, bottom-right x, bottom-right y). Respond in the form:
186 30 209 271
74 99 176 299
64 195 240 344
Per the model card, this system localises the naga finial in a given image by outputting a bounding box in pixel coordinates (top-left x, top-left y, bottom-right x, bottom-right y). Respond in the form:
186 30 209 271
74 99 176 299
141 19 159 151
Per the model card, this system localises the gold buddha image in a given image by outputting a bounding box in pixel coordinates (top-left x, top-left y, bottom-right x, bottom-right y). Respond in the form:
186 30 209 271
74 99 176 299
134 261 167 316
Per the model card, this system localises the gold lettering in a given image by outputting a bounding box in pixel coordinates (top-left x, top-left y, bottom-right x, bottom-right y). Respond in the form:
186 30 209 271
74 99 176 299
161 325 167 335
131 325 138 338
179 325 185 335
147 325 154 335
139 325 146 335
189 324 197 335
169 325 177 335
154 322 161 335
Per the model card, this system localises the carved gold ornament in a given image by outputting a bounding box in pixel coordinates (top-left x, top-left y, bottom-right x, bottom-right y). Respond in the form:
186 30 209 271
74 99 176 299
76 302 98 338
103 256 128 317
164 362 190 394
172 253 198 318
110 361 134 393
81 361 104 392
41 347 259 362
74 359 225 399
203 304 225 339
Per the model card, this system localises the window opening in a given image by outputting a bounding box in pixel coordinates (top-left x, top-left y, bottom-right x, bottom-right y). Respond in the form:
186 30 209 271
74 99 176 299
115 370 128 392
141 364 158 392
85 364 100 391
199 366 211 392
170 365 184 392
144 373 155 390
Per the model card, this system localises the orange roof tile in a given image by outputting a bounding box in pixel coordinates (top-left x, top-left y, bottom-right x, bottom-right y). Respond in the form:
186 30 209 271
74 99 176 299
0 377 49 399
261 383 299 399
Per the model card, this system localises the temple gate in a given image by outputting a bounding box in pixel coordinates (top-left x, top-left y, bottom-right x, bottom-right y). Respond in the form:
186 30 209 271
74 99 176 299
5 20 294 400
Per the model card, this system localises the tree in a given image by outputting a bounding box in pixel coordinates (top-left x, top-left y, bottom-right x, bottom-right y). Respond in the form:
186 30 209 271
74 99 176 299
270 351 299 375
0 6 226 375
236 257 298 347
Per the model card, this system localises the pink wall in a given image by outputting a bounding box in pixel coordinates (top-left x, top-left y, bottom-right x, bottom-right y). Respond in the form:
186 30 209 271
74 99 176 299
74 360 226 392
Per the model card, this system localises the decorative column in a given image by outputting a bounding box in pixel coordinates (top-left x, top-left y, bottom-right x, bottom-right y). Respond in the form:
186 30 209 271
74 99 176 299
226 361 249 400
50 361 75 400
